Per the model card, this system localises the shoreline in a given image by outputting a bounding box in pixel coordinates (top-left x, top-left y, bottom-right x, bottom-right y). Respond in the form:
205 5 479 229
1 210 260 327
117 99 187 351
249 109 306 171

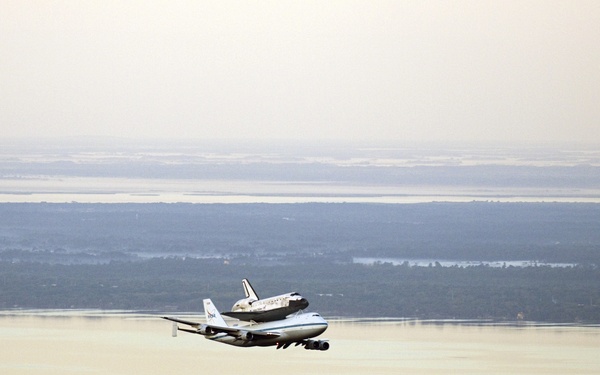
2 309 599 327
2 192 600 204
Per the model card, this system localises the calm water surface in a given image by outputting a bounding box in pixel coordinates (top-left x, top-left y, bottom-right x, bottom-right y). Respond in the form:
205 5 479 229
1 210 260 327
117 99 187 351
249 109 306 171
2 177 600 204
1 313 599 375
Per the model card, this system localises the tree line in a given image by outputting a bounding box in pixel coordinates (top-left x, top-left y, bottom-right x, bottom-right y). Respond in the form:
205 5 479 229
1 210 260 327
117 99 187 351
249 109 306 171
1 258 598 322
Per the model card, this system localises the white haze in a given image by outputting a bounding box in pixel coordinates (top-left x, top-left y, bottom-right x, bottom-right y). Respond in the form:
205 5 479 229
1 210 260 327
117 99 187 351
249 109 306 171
1 1 599 145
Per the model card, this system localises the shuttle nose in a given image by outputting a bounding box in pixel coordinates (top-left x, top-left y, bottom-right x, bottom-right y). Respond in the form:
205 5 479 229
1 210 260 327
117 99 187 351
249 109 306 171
291 298 309 310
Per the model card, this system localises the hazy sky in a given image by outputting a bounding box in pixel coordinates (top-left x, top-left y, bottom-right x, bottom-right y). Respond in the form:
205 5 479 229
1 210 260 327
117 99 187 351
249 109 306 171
2 1 599 144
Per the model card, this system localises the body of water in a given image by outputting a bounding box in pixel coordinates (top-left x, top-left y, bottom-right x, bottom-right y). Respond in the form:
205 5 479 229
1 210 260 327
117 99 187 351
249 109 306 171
2 176 600 204
1 312 599 374
3 142 600 204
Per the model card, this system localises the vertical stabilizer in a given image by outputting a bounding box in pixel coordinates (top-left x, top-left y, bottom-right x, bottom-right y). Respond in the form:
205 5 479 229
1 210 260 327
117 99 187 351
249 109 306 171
203 299 228 327
242 278 260 300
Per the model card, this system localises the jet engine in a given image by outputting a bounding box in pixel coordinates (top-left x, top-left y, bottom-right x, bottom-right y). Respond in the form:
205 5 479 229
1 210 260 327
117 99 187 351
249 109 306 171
239 331 254 341
304 339 330 351
198 326 215 335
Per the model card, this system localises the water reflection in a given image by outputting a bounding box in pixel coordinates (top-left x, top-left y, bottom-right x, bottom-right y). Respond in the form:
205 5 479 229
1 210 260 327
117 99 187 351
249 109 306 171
1 312 599 374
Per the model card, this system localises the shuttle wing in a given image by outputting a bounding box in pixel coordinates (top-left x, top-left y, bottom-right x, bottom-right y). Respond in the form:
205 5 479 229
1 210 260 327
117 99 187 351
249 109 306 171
222 308 293 322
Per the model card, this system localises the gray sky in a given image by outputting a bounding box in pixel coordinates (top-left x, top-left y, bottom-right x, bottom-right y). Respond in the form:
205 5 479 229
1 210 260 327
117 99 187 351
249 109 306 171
2 1 599 144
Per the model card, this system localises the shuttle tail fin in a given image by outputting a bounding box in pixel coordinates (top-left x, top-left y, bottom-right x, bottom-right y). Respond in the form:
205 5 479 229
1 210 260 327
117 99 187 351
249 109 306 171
203 299 228 327
242 278 260 300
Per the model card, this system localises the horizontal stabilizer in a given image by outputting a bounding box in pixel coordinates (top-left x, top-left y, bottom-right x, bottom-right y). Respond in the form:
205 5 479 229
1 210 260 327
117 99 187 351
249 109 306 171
163 316 200 328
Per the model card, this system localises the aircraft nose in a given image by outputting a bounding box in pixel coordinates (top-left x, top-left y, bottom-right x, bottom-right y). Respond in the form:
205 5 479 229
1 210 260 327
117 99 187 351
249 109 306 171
319 319 328 333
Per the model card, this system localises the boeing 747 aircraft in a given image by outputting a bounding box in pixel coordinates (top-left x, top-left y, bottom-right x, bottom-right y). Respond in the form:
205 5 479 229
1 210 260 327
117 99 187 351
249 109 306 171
163 299 329 350
222 278 309 322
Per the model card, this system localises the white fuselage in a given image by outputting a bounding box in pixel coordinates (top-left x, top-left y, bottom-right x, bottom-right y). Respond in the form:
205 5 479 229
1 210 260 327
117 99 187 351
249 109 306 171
205 312 328 347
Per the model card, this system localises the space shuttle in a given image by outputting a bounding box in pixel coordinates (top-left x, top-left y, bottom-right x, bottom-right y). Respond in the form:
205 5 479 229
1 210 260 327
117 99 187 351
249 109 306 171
222 279 309 322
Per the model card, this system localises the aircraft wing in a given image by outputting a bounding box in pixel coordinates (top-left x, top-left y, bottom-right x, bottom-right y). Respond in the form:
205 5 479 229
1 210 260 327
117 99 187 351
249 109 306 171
163 316 201 328
162 317 280 339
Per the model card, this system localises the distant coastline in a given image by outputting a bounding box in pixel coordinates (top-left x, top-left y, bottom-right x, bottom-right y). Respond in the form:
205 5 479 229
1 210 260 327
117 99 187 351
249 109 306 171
2 139 599 204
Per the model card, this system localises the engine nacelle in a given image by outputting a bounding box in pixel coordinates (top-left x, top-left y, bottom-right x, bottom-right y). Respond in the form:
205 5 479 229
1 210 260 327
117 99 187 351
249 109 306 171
239 331 254 341
305 339 329 351
198 326 215 335
318 341 330 350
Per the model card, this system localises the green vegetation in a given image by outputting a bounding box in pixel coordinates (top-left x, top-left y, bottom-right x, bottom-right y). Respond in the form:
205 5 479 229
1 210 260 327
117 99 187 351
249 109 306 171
1 202 599 322
1 259 598 322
